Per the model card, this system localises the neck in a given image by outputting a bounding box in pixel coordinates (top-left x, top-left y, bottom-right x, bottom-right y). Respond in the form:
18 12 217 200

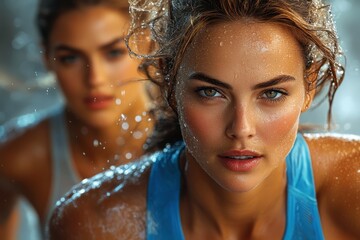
181 154 287 239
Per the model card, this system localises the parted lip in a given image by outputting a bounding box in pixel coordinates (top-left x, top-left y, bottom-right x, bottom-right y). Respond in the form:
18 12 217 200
218 149 262 158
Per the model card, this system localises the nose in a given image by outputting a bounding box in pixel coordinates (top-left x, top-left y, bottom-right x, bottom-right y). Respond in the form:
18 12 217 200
85 57 107 87
225 104 256 139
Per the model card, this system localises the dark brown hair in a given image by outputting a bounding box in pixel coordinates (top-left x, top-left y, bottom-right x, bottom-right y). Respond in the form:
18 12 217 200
127 0 345 150
36 0 129 48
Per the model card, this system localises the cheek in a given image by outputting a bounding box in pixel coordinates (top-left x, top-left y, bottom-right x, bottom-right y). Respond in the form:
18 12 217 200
56 73 83 101
179 98 224 151
260 104 302 157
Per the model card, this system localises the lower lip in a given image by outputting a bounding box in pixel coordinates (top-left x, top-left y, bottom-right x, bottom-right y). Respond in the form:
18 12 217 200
84 97 114 110
219 157 261 172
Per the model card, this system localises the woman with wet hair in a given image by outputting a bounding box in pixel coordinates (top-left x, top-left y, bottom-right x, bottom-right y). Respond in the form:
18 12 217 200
49 0 359 239
0 0 154 238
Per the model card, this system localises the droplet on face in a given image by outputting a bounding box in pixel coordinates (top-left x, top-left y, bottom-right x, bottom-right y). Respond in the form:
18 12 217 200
115 98 122 105
133 131 143 139
122 122 129 130
135 115 142 122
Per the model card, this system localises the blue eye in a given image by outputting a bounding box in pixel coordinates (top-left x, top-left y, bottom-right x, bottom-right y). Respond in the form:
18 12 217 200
261 89 287 102
196 87 222 98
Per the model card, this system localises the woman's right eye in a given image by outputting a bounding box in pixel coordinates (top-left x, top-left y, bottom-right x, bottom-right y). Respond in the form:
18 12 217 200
58 55 79 64
195 87 223 98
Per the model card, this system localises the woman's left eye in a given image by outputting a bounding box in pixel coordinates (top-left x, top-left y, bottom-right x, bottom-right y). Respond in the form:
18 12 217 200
107 49 126 58
196 87 223 98
261 89 287 101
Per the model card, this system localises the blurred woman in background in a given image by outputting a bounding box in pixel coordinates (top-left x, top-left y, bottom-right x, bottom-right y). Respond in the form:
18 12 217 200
0 0 153 238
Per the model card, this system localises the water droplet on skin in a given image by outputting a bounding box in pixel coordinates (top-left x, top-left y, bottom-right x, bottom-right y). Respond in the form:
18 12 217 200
219 41 224 47
125 153 133 160
121 90 126 96
135 115 142 122
115 98 121 105
133 131 143 139
93 139 99 147
82 152 86 156
122 122 129 130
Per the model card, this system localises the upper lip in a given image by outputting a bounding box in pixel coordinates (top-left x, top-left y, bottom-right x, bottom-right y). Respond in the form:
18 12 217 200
84 94 114 103
219 149 262 158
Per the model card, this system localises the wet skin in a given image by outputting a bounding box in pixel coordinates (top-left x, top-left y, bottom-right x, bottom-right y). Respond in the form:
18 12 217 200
46 6 145 129
48 21 360 240
0 5 152 231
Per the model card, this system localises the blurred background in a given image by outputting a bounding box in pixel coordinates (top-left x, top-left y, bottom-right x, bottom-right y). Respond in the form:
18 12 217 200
0 0 359 138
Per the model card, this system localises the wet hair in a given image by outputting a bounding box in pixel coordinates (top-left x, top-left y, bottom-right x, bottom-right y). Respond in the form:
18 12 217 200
36 0 129 48
127 0 345 150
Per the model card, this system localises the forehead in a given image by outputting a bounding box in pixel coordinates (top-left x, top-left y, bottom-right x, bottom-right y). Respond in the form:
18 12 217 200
181 21 304 80
48 6 129 48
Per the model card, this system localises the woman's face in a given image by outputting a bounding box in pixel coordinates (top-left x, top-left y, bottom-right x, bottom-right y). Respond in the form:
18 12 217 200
176 21 310 192
45 6 142 128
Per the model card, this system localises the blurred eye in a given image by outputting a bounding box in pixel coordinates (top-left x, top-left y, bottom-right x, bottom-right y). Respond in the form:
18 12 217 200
106 48 126 59
58 54 79 64
196 87 223 98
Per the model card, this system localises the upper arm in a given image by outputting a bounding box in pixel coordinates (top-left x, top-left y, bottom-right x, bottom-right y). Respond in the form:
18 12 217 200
49 167 149 240
308 134 360 238
0 121 50 220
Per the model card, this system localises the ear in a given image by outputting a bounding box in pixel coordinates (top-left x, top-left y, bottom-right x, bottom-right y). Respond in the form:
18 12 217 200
301 63 319 112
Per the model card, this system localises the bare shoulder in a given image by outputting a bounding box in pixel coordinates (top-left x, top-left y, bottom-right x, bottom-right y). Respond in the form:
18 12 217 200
0 118 50 185
304 133 360 239
49 156 156 240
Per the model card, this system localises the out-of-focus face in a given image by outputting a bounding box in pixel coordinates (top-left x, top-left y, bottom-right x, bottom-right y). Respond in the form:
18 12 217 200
45 6 142 128
176 21 311 193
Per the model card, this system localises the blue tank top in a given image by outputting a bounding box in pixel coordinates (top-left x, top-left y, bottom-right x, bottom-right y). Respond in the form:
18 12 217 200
146 134 325 239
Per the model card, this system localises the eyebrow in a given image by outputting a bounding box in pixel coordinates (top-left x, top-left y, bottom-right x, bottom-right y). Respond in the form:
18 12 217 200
188 72 296 90
54 37 124 53
252 75 296 90
188 72 232 89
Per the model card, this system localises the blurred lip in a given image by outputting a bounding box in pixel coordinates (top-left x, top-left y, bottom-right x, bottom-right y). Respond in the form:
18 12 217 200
84 95 114 110
218 149 262 172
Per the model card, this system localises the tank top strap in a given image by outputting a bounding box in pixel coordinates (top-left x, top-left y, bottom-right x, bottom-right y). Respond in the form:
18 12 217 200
283 133 325 240
147 142 185 240
44 109 80 235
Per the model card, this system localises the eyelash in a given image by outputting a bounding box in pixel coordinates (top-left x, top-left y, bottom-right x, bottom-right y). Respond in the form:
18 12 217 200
194 86 288 103
195 87 224 99
260 89 288 103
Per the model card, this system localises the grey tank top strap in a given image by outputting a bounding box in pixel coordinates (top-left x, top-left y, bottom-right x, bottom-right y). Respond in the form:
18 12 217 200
43 109 80 236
